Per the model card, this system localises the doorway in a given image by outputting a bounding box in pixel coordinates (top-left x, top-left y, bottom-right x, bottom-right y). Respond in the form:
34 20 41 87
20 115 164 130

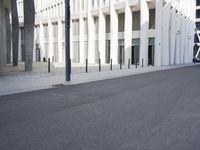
148 38 155 66
118 45 125 64
148 45 154 65
118 39 125 64
131 45 140 65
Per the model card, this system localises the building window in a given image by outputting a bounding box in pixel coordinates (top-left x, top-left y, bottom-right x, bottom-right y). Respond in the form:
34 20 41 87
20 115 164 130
118 13 125 32
43 24 49 38
52 22 58 37
197 9 200 19
196 22 200 30
149 9 155 29
106 15 110 33
197 0 200 6
84 18 88 34
94 17 99 34
132 11 140 30
72 20 79 35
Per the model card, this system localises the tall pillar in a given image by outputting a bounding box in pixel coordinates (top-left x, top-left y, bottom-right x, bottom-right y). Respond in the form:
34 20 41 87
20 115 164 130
5 8 11 64
110 3 118 64
18 29 22 61
175 12 181 65
99 10 106 64
180 15 185 64
169 9 176 65
11 0 19 66
24 0 35 71
58 20 63 63
161 2 170 66
124 1 132 65
140 0 149 66
40 23 45 60
155 0 162 66
79 16 85 63
33 26 36 62
48 20 53 61
88 12 95 63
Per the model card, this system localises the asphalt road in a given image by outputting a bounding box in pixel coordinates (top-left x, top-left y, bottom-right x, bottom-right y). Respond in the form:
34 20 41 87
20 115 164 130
0 65 200 150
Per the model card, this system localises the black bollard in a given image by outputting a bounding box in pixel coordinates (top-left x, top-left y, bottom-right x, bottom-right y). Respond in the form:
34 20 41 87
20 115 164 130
110 59 112 71
142 58 144 68
48 58 50 73
136 60 138 68
86 58 88 73
120 59 122 70
128 58 130 69
99 58 101 72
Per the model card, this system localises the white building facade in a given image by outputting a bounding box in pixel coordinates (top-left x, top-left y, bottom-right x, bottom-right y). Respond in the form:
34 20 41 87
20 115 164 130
17 0 195 66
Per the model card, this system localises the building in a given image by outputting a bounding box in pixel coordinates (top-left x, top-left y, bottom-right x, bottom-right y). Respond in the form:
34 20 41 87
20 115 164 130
0 0 11 69
195 0 200 60
16 0 195 66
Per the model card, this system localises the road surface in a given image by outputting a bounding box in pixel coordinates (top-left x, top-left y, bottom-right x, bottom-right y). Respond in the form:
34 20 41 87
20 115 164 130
0 65 200 150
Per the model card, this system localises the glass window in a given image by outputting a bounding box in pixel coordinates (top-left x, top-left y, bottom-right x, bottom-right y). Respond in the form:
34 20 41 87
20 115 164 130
196 9 200 19
52 22 58 37
197 0 200 6
132 11 140 30
149 9 155 29
118 13 125 32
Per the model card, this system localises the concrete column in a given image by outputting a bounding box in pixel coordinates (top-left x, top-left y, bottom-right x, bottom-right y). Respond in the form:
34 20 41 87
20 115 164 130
18 29 22 61
79 16 85 63
33 26 36 62
11 0 19 66
140 0 149 66
180 15 185 64
5 8 11 64
155 0 162 66
184 19 190 63
24 0 35 71
110 3 118 64
48 20 53 61
58 20 63 63
175 12 181 65
99 10 106 64
169 8 176 65
70 19 73 61
88 12 95 63
189 22 195 62
124 1 132 65
40 23 45 60
161 2 170 66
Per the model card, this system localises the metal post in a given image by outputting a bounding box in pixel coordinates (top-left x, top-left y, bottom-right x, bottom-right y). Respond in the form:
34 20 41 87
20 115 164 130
48 58 50 73
99 58 101 72
120 59 122 70
110 59 112 71
86 58 88 73
136 59 138 68
128 58 130 69
142 58 144 68
65 0 71 81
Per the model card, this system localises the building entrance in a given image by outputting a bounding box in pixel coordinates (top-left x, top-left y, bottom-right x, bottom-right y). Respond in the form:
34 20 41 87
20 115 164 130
131 45 140 65
118 39 125 64
148 38 155 66
118 46 125 64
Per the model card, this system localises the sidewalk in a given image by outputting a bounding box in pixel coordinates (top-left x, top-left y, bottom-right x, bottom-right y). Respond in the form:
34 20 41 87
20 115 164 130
0 62 198 96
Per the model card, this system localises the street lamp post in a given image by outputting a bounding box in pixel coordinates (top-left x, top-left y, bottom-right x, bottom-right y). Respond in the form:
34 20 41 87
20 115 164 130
65 0 71 81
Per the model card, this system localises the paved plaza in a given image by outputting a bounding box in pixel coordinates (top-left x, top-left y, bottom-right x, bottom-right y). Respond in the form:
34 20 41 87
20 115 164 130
0 62 198 96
